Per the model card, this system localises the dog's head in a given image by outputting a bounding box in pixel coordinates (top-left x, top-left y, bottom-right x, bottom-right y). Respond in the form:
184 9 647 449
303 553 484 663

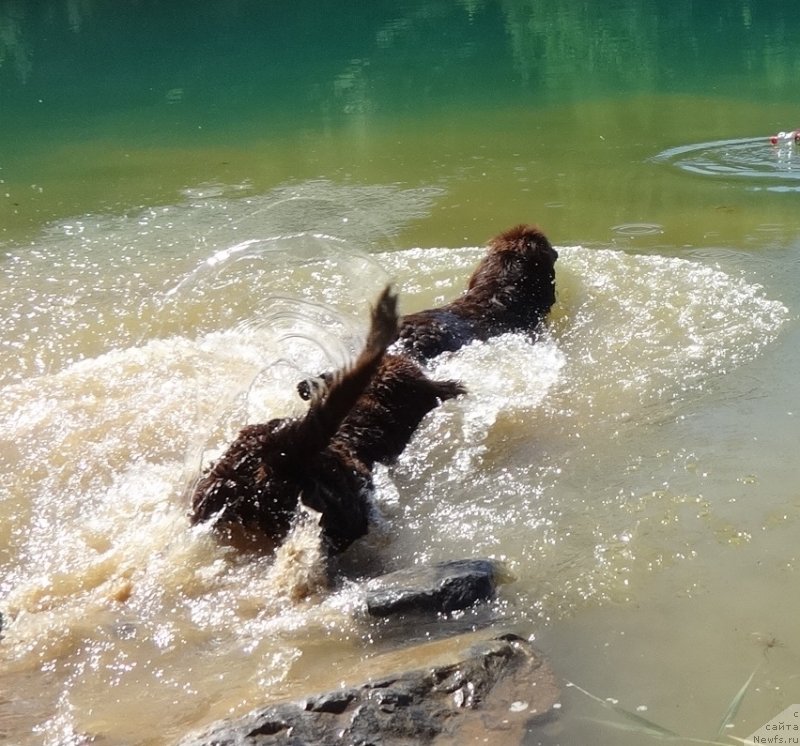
466 224 558 318
487 224 558 261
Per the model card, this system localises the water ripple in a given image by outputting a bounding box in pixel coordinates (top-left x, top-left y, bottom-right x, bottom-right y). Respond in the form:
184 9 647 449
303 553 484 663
653 136 800 190
611 222 664 236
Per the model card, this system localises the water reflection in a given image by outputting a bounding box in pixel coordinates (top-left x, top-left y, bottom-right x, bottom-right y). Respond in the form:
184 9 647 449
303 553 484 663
65 0 93 32
2 0 798 110
0 1 31 83
0 0 93 83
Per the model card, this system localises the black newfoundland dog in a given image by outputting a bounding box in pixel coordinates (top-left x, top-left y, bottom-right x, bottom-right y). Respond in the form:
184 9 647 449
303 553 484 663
394 224 558 361
189 287 464 553
191 224 557 555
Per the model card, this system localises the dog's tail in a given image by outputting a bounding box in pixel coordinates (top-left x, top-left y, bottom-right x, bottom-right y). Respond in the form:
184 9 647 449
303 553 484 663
295 285 398 455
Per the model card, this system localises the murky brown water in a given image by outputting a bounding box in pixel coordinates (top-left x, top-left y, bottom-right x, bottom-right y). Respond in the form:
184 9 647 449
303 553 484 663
0 180 793 745
3 2 800 744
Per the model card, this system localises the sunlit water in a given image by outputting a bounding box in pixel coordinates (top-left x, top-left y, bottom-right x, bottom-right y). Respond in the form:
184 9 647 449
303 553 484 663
654 136 800 192
3 1 800 745
0 181 793 745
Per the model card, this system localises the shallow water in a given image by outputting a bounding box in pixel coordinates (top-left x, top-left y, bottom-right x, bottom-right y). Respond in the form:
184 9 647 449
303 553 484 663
2 2 800 745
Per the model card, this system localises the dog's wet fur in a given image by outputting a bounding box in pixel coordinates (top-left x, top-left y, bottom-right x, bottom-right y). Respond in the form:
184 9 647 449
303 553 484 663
298 354 465 467
189 287 464 553
190 224 557 556
395 224 557 361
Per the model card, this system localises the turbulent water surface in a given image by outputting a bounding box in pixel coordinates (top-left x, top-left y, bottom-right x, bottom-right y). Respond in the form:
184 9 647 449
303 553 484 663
2 2 800 745
0 182 793 744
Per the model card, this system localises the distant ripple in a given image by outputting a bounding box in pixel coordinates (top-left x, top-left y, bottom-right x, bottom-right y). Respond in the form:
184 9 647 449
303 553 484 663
653 136 800 191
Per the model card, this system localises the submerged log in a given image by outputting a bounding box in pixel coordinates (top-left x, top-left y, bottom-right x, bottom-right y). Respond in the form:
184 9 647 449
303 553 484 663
178 632 559 746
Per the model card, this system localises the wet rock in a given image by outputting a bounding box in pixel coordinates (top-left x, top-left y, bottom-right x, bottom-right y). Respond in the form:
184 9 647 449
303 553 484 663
177 633 559 746
364 558 501 617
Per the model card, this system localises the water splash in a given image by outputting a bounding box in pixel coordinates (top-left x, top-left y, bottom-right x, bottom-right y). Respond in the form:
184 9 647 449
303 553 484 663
0 227 790 744
550 246 789 420
0 180 441 385
375 244 788 618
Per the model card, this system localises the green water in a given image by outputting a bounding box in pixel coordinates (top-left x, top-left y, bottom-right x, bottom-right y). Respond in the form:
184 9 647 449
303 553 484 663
3 0 800 246
2 2 800 745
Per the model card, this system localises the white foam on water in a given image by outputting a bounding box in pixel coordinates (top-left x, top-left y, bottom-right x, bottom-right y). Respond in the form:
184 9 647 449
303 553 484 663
0 213 790 744
375 244 788 615
549 246 788 417
0 179 441 385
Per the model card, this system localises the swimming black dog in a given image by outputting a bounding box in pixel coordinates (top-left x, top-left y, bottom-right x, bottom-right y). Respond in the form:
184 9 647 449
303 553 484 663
298 353 465 467
297 225 558 463
190 286 464 553
394 224 558 361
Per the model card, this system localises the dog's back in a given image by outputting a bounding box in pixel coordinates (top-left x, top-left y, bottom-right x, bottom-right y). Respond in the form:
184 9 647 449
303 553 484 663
396 224 558 361
332 354 465 467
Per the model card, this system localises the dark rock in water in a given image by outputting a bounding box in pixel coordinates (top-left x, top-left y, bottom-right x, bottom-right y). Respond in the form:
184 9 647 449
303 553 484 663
365 558 501 617
177 633 559 746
